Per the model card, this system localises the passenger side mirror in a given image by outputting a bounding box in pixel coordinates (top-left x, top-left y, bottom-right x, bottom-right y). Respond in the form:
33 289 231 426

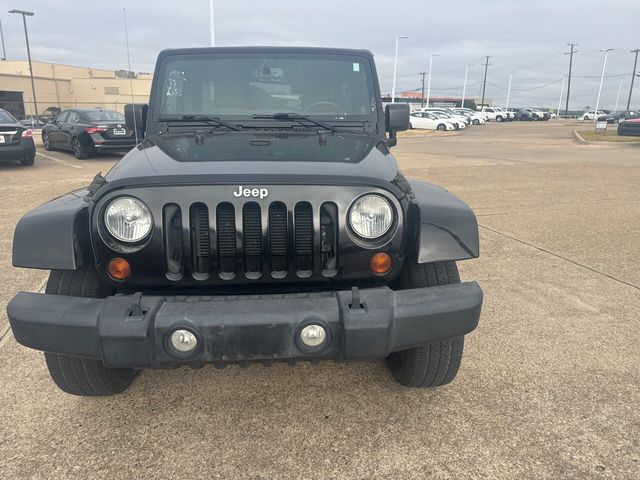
125 103 148 137
385 103 410 147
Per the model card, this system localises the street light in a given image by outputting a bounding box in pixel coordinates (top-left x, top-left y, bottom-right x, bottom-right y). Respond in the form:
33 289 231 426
8 9 37 118
391 35 408 103
594 48 613 114
461 64 473 108
505 72 513 110
426 54 439 108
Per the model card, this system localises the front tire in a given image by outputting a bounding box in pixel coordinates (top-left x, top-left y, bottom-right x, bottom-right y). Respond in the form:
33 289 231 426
496 115 503 122
387 261 465 388
473 119 480 125
436 123 447 131
43 267 138 396
42 131 54 151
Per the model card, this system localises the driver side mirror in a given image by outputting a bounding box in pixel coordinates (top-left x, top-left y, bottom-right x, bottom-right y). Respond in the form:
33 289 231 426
125 103 148 137
385 103 410 147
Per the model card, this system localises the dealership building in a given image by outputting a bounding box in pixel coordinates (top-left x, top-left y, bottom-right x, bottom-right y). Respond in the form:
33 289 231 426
0 60 152 119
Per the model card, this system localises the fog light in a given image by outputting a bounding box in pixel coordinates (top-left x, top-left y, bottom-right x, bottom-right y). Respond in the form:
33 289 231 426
107 257 131 280
370 252 392 274
300 324 327 348
170 329 198 353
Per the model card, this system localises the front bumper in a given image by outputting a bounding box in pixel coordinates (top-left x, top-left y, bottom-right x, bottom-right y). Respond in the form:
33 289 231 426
7 283 482 368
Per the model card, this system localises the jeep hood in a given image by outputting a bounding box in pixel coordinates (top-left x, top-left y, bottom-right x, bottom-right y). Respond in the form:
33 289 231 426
103 131 401 194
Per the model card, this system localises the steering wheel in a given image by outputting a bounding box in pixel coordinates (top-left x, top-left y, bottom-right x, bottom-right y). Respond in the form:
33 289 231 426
306 101 343 113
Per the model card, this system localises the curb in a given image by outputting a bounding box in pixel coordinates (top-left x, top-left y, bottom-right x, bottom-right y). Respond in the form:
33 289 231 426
573 130 640 147
572 130 588 144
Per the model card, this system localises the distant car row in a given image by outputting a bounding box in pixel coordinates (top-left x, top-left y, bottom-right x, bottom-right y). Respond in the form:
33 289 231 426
409 107 487 131
0 107 138 166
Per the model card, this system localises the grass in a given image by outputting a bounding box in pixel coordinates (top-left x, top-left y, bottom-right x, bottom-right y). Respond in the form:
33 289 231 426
577 129 640 143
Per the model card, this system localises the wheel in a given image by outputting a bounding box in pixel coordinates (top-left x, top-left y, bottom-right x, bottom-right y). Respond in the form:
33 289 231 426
409 122 413 130
72 137 90 159
42 131 54 151
43 267 138 396
387 260 465 388
20 155 35 166
496 115 503 122
472 119 480 125
436 123 446 131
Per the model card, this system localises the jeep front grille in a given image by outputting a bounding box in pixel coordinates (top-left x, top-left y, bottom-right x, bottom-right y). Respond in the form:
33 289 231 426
163 200 338 281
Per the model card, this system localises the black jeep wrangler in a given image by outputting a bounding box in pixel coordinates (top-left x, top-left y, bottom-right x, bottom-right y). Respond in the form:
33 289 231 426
8 47 482 396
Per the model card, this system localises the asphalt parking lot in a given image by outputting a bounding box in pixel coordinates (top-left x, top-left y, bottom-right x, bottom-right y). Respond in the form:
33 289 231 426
0 121 638 479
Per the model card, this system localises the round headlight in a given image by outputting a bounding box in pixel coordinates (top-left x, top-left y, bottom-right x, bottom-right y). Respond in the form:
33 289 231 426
349 194 393 239
104 197 152 243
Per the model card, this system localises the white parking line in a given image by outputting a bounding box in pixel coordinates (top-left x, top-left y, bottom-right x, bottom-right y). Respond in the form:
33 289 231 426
36 152 82 169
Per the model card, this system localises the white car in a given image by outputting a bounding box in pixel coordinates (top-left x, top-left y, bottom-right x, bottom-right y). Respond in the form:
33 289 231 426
478 106 511 122
451 108 486 125
409 111 457 131
581 111 605 121
418 108 468 129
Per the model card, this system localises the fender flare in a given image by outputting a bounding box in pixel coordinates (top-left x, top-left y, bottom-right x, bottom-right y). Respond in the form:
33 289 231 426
12 190 91 270
407 180 479 263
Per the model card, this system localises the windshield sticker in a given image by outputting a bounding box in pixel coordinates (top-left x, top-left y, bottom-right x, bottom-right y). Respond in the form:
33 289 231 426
353 63 360 72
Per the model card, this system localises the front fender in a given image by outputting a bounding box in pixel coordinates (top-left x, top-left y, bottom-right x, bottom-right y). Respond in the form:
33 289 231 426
408 180 479 263
12 190 91 270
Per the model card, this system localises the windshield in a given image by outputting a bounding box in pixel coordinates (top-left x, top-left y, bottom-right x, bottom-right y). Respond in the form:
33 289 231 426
155 52 376 120
84 110 125 122
0 111 17 123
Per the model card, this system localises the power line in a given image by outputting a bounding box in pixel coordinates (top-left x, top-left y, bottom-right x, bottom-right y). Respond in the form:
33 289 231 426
487 77 565 91
565 43 578 116
481 55 491 106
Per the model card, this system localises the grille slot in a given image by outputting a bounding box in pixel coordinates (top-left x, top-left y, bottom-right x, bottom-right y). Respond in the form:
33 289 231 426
294 202 313 274
190 203 210 277
243 203 262 273
268 202 288 273
216 203 236 275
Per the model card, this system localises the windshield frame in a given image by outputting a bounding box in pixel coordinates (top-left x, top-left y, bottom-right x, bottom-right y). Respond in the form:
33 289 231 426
148 49 382 130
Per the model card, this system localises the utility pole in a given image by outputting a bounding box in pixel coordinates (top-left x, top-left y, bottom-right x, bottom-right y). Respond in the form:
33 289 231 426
557 77 565 116
419 72 427 108
480 55 491 107
9 10 37 118
564 43 578 116
627 49 639 110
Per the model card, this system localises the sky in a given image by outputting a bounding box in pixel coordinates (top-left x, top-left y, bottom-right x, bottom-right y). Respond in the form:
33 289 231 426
1 0 639 110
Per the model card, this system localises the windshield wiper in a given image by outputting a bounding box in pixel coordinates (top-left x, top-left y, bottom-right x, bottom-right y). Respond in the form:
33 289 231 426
251 113 340 133
157 114 242 131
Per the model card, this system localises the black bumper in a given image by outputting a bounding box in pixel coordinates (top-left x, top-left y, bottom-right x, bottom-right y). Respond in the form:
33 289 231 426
7 283 482 368
0 140 36 162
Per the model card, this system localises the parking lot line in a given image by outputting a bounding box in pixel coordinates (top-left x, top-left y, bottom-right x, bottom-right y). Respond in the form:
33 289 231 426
36 152 83 169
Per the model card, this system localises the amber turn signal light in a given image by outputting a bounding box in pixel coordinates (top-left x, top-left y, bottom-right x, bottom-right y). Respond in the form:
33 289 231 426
370 252 392 275
107 257 132 280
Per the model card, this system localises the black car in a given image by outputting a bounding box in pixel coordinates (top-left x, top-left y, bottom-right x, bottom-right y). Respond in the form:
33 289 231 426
617 118 640 136
41 108 137 159
0 108 36 166
597 110 640 124
8 47 483 396
512 108 535 121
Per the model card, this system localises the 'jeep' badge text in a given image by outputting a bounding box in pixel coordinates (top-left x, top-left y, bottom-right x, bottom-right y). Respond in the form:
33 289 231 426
233 186 269 199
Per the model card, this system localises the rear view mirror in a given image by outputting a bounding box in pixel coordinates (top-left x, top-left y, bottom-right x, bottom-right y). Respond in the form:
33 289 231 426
385 103 410 147
124 103 148 137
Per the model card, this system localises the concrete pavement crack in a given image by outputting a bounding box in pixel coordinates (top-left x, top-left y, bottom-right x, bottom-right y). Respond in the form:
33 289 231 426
479 224 640 291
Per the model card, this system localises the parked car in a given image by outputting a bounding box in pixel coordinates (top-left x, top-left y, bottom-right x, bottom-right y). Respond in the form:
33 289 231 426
418 109 467 129
597 110 640 124
41 108 138 159
19 118 47 129
478 106 511 122
0 108 35 166
492 107 515 121
526 108 548 121
451 108 486 125
581 111 605 121
617 118 640 136
409 111 457 131
506 107 521 120
7 46 483 396
39 106 61 124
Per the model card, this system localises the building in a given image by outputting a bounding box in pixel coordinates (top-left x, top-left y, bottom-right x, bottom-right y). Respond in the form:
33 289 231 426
381 91 485 111
0 60 152 119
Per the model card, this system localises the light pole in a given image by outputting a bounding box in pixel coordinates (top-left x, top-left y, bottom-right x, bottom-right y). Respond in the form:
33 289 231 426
391 35 408 103
208 0 215 47
614 78 623 111
8 9 37 118
461 64 472 108
594 48 613 114
426 54 439 108
557 77 565 116
0 17 7 60
505 72 513 110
